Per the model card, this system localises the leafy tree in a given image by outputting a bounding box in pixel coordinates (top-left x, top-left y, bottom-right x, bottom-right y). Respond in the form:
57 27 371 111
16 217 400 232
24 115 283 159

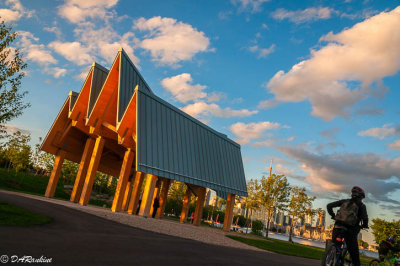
371 218 400 247
287 186 316 242
244 179 261 226
259 173 291 238
0 19 29 137
5 130 31 173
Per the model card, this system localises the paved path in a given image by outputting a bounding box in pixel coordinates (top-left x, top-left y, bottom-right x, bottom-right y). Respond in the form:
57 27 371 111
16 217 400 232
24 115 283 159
0 190 320 265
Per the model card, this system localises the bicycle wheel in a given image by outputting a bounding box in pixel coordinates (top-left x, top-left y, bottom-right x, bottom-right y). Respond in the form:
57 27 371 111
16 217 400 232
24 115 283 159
322 244 337 266
368 259 381 266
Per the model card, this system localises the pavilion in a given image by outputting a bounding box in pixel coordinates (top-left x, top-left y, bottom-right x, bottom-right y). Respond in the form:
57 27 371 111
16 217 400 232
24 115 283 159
41 48 247 231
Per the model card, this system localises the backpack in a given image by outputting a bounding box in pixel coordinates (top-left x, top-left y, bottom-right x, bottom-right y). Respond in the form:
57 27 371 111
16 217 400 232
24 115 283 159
335 200 359 226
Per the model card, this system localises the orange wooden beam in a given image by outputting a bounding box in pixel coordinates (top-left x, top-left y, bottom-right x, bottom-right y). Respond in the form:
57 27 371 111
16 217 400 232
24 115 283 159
156 178 171 219
138 174 157 217
111 148 135 212
180 187 192 223
223 193 236 231
193 187 206 226
70 137 95 203
44 149 66 198
127 172 145 214
150 178 161 217
122 177 133 211
79 136 105 206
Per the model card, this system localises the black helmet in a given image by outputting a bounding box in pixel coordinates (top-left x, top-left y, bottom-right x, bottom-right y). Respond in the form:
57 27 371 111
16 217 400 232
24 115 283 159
351 186 365 199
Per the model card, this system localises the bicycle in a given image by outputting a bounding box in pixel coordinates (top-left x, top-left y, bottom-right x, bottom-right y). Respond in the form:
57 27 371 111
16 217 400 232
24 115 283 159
368 253 400 266
321 225 355 266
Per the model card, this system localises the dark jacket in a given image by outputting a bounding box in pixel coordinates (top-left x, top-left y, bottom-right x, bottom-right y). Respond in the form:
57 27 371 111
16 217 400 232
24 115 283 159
327 199 368 229
379 240 400 256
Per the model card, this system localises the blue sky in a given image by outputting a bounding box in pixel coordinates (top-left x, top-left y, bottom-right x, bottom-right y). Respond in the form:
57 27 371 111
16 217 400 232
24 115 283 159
1 0 399 243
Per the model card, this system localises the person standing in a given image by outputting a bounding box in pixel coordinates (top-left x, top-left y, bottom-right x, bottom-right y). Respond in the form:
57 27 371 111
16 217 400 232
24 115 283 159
152 197 160 218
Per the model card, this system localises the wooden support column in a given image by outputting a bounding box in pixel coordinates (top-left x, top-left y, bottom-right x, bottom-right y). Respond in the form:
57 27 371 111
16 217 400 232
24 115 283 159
70 138 95 202
180 187 192 223
149 178 161 216
138 174 157 217
127 172 145 214
45 149 67 198
111 148 135 212
193 187 206 226
122 177 133 211
223 193 235 231
79 136 105 206
156 178 171 219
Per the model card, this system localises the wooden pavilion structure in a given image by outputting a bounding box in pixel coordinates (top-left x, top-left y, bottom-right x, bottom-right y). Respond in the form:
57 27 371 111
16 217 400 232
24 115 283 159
41 48 247 231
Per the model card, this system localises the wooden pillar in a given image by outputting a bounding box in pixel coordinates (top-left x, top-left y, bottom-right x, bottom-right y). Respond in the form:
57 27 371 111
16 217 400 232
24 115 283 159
127 172 145 214
79 136 105 206
70 138 95 202
193 187 206 226
149 178 161 216
156 178 171 219
223 193 235 231
111 148 135 212
138 174 157 217
180 187 192 223
45 149 67 198
122 177 133 211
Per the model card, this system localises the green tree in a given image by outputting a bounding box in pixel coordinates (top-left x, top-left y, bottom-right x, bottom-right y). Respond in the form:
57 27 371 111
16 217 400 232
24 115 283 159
371 218 400 247
5 130 31 173
287 186 316 243
0 20 29 138
244 179 261 232
259 173 291 238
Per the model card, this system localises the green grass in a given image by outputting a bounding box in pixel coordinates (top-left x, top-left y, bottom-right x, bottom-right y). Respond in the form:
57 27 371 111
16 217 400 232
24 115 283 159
0 168 111 208
227 235 372 265
0 201 51 226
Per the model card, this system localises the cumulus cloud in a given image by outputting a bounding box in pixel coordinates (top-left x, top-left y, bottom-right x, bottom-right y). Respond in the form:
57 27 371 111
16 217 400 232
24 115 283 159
181 102 257 119
358 124 400 139
388 140 400 151
230 121 281 144
278 145 400 203
271 7 336 23
248 44 275 58
0 0 33 22
257 98 280 109
58 0 118 24
48 41 92 66
231 0 270 13
17 31 57 65
161 73 207 103
265 7 400 121
133 16 211 66
321 128 340 140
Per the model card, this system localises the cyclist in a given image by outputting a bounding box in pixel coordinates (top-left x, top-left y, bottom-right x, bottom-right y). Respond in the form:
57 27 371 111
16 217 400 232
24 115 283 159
327 186 369 266
378 235 400 265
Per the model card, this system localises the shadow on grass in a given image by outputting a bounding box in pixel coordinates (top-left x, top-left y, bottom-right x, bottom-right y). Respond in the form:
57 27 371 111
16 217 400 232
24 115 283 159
0 201 52 226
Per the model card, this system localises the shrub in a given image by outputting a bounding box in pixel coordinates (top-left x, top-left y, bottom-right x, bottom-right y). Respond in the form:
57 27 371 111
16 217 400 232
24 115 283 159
252 219 264 235
233 215 246 227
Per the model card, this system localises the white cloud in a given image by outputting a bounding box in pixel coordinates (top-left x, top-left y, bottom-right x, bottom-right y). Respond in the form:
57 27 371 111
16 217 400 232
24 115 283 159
133 16 211 66
249 44 275 58
388 140 400 151
0 0 33 22
266 7 400 121
161 73 207 103
358 124 399 139
49 67 67 78
257 98 280 109
279 145 400 203
271 7 336 23
231 0 270 13
48 41 92 65
207 92 226 103
58 0 118 24
230 121 281 141
181 102 257 119
18 31 57 65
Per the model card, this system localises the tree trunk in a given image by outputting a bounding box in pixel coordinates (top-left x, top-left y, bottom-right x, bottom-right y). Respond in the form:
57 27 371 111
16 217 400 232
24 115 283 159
288 220 294 243
266 209 270 238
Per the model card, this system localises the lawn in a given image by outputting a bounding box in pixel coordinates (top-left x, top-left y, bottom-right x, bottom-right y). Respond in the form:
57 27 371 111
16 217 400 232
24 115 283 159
0 168 111 208
227 235 372 265
0 201 51 226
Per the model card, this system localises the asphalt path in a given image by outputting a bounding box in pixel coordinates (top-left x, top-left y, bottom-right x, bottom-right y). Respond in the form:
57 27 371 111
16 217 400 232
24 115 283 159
0 191 320 265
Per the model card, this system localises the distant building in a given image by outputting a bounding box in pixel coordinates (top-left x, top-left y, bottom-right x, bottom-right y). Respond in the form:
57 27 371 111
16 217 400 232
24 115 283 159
205 189 211 206
358 232 362 241
317 210 326 228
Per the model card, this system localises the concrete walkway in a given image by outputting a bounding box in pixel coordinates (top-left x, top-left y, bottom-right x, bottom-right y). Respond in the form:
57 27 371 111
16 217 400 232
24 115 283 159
0 190 320 265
